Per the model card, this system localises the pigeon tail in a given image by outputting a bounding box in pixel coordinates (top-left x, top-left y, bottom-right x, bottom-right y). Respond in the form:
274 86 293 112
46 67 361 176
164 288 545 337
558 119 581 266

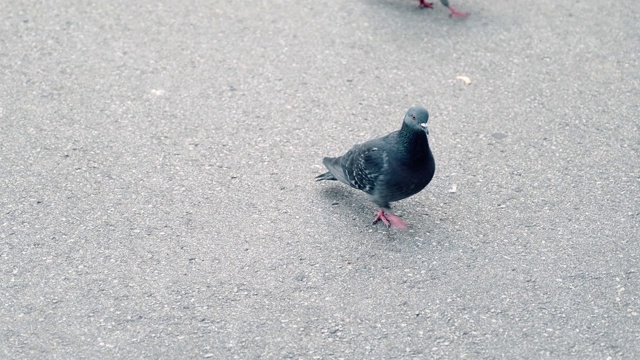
315 171 337 181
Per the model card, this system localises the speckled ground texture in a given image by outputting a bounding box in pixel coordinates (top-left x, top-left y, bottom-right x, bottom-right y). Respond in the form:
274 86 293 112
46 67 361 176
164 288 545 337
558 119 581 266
1 0 639 358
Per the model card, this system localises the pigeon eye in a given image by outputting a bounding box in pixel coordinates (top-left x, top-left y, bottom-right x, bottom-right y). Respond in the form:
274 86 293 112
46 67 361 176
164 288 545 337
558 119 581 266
412 115 417 120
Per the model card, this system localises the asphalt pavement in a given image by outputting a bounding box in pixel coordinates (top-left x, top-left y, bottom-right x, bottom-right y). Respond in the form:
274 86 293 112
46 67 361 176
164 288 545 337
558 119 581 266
1 0 639 358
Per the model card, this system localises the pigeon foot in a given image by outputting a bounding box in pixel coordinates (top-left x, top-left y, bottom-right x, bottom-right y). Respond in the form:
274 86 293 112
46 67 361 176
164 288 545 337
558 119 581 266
373 209 407 229
448 7 469 18
418 0 434 9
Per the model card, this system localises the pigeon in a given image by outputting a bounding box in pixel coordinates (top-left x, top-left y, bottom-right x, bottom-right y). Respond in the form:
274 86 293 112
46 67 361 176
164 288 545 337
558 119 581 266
316 106 436 229
418 0 469 18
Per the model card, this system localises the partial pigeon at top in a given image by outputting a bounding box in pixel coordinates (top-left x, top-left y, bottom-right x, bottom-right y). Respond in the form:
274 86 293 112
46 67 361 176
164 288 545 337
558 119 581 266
316 106 436 229
418 0 469 18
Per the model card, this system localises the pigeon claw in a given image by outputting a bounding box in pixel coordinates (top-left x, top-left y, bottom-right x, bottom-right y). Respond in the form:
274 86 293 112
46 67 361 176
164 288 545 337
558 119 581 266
418 0 434 9
373 210 391 227
448 7 469 18
373 209 408 229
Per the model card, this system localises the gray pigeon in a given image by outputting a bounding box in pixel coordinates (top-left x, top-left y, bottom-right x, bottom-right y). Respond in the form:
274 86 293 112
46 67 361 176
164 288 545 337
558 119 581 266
316 106 436 229
418 0 469 18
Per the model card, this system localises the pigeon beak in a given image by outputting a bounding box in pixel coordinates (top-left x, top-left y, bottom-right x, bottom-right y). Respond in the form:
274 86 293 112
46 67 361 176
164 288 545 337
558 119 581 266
420 123 429 135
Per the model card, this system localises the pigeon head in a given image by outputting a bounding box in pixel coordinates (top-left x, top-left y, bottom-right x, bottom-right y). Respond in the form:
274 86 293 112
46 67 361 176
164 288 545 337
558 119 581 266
403 106 430 135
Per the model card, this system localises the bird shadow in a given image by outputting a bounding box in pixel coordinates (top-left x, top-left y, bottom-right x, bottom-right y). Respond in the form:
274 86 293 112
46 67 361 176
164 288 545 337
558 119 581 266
318 185 375 222
317 184 441 239
319 185 367 209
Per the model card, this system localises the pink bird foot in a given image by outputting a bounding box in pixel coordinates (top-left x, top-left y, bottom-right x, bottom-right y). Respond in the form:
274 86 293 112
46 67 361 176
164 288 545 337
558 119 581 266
418 0 434 9
373 209 408 229
418 1 470 18
447 6 469 18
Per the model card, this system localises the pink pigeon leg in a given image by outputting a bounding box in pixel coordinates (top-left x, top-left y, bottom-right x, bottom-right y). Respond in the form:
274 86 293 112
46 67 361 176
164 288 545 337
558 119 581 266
447 6 469 18
373 209 408 229
418 0 434 9
373 209 390 227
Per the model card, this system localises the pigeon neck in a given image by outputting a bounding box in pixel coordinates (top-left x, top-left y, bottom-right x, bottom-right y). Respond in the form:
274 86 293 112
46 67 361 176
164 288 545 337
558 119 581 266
398 122 430 156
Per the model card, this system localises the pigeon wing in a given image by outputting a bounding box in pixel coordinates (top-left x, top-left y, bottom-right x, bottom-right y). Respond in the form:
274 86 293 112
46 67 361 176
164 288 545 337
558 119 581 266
324 141 389 195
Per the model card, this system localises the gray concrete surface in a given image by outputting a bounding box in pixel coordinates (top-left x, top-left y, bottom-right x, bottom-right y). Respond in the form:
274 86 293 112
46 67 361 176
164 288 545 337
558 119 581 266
1 0 639 358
